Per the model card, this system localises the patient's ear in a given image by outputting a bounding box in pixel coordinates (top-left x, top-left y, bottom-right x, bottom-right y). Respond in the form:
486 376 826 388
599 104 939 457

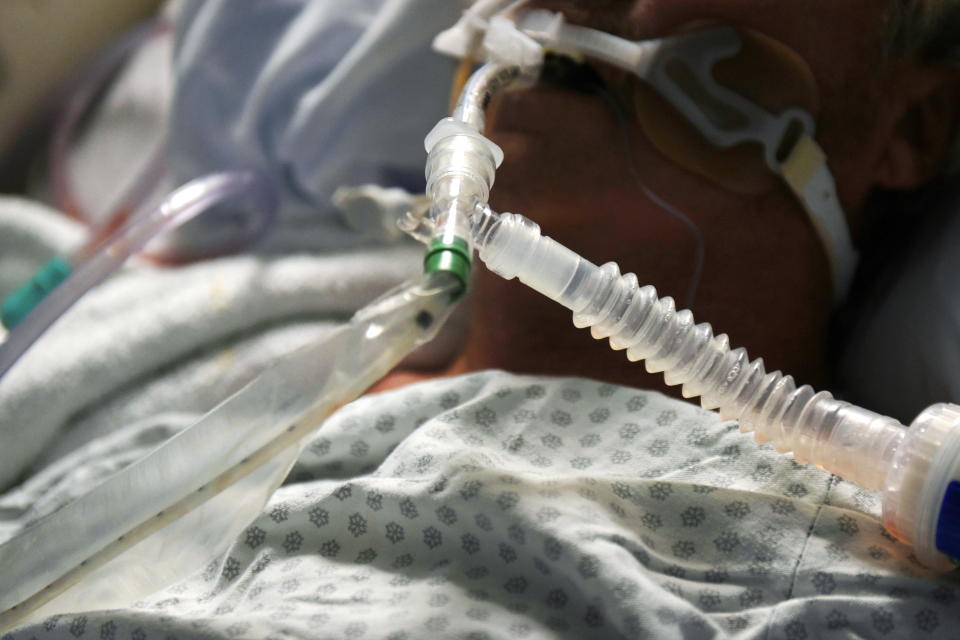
875 68 960 190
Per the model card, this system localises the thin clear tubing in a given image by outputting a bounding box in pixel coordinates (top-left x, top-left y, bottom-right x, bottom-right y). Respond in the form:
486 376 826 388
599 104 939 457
0 171 275 383
472 205 919 512
0 272 461 630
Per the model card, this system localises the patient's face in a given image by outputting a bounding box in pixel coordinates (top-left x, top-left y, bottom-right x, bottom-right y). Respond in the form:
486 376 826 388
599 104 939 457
478 0 904 383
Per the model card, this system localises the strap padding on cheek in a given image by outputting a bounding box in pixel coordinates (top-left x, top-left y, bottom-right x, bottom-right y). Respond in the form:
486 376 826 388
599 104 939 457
781 135 858 301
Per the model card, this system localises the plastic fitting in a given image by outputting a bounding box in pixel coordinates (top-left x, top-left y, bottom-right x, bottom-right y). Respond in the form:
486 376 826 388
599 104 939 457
422 116 503 295
421 62 535 295
885 404 960 568
432 0 519 60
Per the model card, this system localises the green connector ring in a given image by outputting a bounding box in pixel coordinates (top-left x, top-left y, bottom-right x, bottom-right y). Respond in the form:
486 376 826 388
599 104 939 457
424 237 471 299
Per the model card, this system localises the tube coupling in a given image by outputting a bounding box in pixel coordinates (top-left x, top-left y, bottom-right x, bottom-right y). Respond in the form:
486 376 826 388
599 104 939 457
883 403 960 569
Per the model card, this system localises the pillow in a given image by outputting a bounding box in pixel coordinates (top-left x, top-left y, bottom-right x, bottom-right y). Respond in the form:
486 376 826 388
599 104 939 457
838 185 960 423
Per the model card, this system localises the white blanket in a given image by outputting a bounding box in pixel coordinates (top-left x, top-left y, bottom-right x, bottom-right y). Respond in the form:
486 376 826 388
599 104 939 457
0 197 424 490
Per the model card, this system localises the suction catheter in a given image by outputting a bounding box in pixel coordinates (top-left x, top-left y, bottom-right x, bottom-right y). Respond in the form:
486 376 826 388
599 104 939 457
0 271 461 629
417 5 960 569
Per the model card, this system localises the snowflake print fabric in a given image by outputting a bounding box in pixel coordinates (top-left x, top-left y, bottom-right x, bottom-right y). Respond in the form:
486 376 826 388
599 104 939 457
2 372 959 639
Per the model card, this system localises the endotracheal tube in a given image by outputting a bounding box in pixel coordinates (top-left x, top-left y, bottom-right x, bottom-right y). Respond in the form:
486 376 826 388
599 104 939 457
419 63 536 297
412 62 960 570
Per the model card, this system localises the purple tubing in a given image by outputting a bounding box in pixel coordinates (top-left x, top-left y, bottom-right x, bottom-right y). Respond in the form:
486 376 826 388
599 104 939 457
50 19 164 224
0 170 277 383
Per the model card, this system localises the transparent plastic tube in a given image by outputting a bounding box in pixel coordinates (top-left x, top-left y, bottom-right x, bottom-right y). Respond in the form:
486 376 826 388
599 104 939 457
47 17 272 265
423 5 960 570
452 63 530 131
0 171 276 383
590 83 706 309
0 272 461 630
472 204 905 489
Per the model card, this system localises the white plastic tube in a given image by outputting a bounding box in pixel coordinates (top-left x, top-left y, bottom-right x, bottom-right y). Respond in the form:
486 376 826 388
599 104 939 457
471 203 960 569
428 15 958 567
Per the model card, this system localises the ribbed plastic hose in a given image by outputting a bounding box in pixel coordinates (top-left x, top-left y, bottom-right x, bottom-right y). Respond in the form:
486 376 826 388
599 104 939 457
473 205 905 492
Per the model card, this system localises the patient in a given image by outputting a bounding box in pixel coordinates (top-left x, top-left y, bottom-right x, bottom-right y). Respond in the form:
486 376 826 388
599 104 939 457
5 2 960 637
425 0 960 396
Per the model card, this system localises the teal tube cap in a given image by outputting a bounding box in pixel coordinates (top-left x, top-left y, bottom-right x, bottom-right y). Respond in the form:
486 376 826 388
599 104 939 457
1 256 72 330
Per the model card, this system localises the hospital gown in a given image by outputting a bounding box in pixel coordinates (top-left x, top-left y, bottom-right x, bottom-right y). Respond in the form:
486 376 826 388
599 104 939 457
3 359 960 638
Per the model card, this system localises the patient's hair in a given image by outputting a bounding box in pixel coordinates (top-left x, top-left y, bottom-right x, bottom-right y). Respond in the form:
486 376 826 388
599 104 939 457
889 0 960 175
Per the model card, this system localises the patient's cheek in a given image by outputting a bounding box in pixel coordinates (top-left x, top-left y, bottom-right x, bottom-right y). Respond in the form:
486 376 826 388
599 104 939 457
485 90 646 227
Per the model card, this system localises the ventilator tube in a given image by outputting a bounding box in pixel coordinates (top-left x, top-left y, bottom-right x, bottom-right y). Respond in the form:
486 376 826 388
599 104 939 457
471 202 960 570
